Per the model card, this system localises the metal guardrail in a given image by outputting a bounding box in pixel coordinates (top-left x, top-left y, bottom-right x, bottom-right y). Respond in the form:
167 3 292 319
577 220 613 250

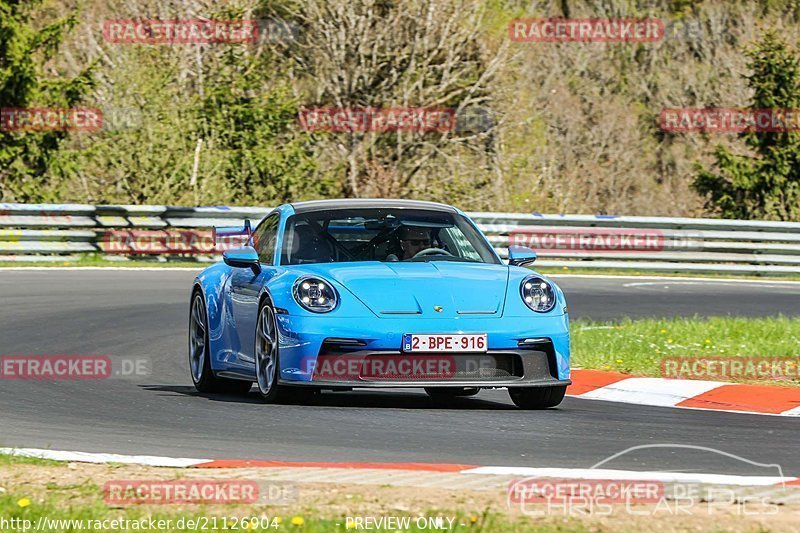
2 203 800 274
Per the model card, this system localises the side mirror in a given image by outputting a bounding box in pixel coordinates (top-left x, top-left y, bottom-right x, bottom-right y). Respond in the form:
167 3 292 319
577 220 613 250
223 246 261 275
508 245 537 267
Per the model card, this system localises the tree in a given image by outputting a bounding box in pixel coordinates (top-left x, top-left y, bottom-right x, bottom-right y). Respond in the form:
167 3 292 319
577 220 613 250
51 0 322 206
693 30 800 220
274 0 508 204
0 0 93 202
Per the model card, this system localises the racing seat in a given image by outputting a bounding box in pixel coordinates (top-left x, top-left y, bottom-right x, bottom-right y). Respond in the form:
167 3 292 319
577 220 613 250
290 224 335 263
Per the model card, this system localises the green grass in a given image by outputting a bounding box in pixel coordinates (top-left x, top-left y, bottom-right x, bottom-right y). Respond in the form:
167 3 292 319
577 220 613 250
0 453 64 467
572 316 800 383
0 491 591 533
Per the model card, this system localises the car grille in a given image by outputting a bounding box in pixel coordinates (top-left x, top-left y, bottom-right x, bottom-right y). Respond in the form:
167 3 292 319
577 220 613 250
354 353 524 382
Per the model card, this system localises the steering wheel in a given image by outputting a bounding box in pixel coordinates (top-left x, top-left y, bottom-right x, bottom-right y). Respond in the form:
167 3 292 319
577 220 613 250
413 247 452 258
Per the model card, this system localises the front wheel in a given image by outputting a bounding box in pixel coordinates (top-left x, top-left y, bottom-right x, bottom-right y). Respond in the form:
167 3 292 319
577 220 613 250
255 299 283 402
189 290 252 394
255 297 314 404
508 385 566 410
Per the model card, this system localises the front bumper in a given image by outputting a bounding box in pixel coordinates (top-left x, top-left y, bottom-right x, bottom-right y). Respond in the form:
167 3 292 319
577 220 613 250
279 348 568 388
282 379 571 389
275 312 570 386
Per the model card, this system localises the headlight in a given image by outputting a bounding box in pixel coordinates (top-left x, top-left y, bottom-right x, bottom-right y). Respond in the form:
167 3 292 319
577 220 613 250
520 275 556 313
293 277 338 313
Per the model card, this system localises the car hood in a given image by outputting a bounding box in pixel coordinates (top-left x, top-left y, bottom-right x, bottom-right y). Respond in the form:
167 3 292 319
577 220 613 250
296 261 510 318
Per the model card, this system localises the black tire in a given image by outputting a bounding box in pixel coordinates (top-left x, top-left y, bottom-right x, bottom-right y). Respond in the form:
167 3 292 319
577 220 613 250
253 297 318 405
508 385 566 410
425 387 480 398
189 289 253 395
254 296 284 403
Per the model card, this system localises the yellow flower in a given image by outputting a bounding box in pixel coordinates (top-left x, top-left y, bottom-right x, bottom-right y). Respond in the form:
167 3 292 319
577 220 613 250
616 359 623 363
470 516 478 524
660 329 667 334
667 339 673 343
346 521 356 529
562 266 569 270
705 339 711 344
17 498 31 508
275 517 283 524
291 516 304 526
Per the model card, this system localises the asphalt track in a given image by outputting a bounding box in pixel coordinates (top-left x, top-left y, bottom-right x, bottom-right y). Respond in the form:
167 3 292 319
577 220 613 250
0 269 798 476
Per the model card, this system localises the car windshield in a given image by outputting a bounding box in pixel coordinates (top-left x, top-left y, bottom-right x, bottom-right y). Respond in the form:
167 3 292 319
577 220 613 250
280 208 500 265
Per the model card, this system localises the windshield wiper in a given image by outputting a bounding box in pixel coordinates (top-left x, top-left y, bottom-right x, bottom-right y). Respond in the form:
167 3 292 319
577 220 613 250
406 256 482 263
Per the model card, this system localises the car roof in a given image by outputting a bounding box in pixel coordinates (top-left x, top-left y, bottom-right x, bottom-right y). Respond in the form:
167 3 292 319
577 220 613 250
290 198 458 214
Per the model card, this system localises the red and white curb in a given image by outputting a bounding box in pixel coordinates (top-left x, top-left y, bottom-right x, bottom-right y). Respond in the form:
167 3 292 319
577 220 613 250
2 448 799 489
567 369 800 416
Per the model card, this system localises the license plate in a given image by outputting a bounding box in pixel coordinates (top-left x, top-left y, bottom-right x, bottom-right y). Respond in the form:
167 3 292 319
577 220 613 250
402 333 487 353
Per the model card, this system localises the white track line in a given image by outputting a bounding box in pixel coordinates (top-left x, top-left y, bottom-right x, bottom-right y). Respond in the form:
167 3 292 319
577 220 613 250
0 447 208 467
2 448 796 487
462 467 795 486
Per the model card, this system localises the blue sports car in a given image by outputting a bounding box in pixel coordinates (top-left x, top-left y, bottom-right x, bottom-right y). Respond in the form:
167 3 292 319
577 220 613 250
189 199 570 409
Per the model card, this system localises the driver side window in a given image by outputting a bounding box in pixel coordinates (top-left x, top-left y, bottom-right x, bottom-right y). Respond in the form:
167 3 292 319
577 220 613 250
251 215 279 265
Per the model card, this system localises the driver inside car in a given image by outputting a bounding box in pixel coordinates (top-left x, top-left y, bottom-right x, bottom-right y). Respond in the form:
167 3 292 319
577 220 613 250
386 225 435 261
